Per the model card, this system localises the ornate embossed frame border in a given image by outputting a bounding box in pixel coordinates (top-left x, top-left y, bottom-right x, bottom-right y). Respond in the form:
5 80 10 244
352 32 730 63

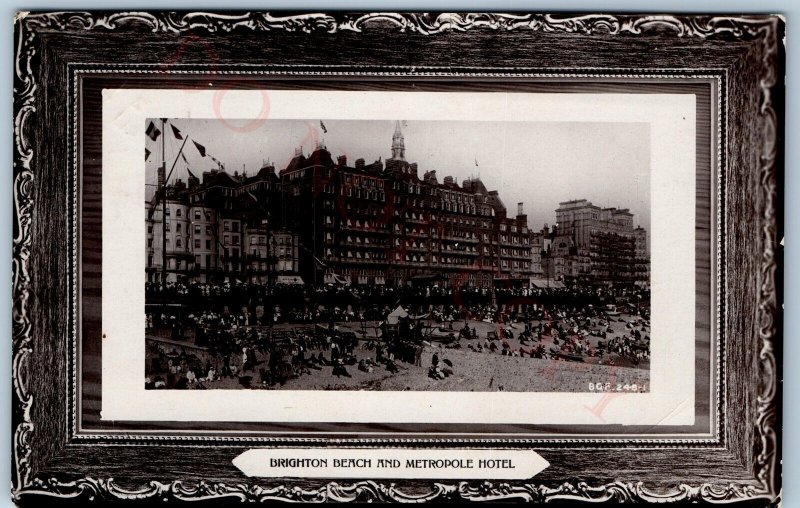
12 12 783 505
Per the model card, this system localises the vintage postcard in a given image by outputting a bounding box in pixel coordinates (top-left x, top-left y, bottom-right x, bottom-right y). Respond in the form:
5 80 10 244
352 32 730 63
12 12 781 505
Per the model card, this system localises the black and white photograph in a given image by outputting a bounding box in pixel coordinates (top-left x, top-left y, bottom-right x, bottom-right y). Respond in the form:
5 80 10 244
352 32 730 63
143 116 652 393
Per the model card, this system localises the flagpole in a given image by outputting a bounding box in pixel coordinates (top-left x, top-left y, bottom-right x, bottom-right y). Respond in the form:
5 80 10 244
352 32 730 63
161 128 189 293
161 119 167 296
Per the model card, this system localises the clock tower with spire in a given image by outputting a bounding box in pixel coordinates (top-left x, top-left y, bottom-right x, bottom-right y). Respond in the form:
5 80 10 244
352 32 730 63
391 120 405 161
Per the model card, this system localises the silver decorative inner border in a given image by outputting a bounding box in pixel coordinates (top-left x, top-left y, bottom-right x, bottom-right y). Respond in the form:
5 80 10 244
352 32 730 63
69 66 725 446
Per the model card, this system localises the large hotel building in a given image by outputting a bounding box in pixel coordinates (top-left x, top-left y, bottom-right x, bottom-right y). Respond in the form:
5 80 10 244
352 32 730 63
146 122 648 289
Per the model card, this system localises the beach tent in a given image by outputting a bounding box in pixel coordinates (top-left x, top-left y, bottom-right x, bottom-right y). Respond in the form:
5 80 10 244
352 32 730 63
529 278 566 288
386 306 409 325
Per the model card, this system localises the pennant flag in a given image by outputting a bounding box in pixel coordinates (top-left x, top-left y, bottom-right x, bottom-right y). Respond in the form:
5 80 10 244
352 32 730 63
187 168 198 180
193 140 206 157
145 121 161 141
312 254 327 269
320 120 327 134
145 148 151 161
180 152 189 164
170 124 184 140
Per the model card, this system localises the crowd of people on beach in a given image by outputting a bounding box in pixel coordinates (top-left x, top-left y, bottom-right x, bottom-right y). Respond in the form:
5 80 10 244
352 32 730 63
146 281 647 326
145 318 431 389
145 281 650 390
455 313 651 367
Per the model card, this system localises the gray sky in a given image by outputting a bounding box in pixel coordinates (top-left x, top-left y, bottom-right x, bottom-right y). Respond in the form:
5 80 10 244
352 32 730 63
146 118 650 231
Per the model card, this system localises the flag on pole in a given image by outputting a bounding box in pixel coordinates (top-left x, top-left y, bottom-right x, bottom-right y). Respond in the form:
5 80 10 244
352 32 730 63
210 155 223 170
193 140 206 157
145 148 151 161
170 124 184 140
320 120 327 133
145 121 161 141
180 152 189 164
312 254 327 269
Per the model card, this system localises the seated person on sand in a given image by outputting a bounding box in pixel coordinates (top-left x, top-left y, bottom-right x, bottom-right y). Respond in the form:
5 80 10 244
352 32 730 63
428 365 445 380
386 359 399 374
332 359 352 378
441 358 454 374
358 359 373 373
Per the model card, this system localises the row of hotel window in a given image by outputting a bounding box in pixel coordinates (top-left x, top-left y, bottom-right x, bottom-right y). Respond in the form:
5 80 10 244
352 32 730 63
325 249 525 267
323 201 526 235
320 185 495 217
289 170 386 189
325 219 528 243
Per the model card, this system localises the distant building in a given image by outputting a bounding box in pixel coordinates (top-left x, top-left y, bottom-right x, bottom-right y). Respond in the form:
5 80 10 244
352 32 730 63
536 199 649 287
633 226 650 286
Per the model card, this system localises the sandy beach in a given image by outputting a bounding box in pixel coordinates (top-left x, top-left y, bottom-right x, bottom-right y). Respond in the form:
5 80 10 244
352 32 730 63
148 314 650 393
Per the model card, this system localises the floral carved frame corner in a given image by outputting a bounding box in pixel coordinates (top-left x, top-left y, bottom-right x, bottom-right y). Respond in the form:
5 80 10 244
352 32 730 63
12 11 782 504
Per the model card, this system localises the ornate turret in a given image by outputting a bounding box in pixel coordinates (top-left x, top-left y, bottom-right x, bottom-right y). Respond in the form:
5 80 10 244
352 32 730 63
391 120 405 161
